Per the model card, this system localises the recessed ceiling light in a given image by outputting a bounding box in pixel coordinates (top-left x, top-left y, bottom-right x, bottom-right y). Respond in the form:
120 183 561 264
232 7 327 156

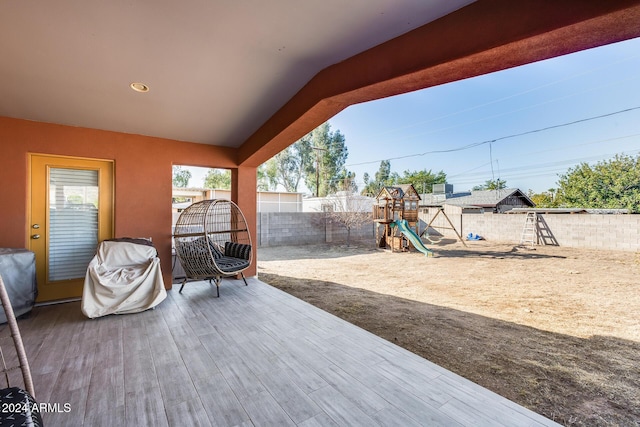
130 82 149 93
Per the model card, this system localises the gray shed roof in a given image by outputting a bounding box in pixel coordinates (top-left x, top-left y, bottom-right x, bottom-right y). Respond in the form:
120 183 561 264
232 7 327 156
419 191 470 206
443 188 534 208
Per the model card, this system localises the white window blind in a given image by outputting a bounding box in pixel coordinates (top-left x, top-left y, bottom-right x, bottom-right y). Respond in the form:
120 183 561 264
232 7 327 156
48 168 99 281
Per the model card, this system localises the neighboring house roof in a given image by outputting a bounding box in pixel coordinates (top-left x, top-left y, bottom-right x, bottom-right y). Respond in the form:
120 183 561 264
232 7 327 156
419 191 471 206
375 184 421 201
443 188 535 208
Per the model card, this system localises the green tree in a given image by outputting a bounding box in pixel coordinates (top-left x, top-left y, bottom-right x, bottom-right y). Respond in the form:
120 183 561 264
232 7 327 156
361 160 396 195
362 172 372 195
528 188 560 208
473 178 507 191
303 122 350 197
261 121 350 196
203 169 231 189
362 162 447 196
257 164 271 191
396 169 447 194
529 192 551 207
374 160 392 185
264 140 311 192
172 166 191 188
557 154 640 212
333 169 358 193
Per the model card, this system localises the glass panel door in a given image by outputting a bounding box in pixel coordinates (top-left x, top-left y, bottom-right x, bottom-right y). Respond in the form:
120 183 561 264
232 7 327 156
48 168 99 281
29 154 113 302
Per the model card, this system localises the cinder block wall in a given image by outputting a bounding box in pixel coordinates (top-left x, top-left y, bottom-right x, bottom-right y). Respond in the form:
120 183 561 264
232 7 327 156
257 212 374 247
258 212 639 251
258 212 324 247
420 212 640 252
537 214 640 251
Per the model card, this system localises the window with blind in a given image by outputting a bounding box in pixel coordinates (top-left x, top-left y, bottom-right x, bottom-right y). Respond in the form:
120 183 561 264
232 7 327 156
48 168 99 281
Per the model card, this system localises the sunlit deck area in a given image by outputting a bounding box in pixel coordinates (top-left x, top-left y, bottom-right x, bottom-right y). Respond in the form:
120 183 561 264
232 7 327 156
3 278 559 426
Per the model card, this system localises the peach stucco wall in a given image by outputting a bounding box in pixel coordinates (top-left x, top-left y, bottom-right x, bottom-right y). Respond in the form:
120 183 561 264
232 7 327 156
0 117 257 288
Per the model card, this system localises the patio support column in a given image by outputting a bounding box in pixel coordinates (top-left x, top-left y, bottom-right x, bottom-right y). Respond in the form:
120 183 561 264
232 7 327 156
231 166 257 277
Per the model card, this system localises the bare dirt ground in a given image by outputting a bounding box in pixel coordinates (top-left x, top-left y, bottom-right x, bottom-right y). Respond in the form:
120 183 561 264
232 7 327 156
257 240 640 427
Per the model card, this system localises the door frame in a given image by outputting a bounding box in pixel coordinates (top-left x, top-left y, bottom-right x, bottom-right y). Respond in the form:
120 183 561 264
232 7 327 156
28 153 114 302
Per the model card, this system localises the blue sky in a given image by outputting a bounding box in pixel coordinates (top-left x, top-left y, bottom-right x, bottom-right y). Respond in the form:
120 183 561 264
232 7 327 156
330 36 640 194
187 37 640 194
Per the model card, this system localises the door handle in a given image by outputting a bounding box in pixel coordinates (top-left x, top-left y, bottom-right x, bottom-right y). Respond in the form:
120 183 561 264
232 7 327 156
32 234 40 239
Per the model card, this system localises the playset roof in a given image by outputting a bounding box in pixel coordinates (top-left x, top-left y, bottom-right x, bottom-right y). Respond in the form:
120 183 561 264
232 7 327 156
375 184 421 201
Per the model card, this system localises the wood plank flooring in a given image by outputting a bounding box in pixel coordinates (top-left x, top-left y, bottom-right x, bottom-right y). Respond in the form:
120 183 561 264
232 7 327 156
0 278 560 426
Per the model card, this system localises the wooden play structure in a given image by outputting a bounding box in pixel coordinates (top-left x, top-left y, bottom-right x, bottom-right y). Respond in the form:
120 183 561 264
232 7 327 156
373 184 423 252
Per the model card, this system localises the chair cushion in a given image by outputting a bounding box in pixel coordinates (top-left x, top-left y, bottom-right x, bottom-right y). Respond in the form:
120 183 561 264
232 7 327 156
224 242 251 260
215 256 250 273
0 387 44 426
190 237 223 259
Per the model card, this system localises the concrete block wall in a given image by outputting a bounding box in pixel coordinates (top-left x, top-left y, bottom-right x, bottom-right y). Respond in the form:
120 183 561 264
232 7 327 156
258 212 325 247
420 211 640 252
325 220 375 244
257 212 373 247
259 212 639 251
538 214 640 251
458 213 524 243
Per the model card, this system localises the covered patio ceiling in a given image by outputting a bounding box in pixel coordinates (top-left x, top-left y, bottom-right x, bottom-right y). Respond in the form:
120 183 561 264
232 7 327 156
2 1 640 166
0 0 474 146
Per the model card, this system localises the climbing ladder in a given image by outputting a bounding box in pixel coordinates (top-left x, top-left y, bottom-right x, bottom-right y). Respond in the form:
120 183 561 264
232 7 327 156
519 211 538 248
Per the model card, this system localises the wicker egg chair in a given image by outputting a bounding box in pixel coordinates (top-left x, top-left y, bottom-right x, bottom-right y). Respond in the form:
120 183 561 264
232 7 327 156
173 199 252 297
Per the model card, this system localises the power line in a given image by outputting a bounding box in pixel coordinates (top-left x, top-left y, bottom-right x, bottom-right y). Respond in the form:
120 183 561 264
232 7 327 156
289 132 640 192
449 149 640 186
317 147 640 191
375 52 640 137
452 149 640 179
501 132 640 159
345 105 640 168
384 73 640 144
446 133 640 180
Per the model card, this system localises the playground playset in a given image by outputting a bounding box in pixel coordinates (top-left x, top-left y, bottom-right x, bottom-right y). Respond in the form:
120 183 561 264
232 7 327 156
373 184 433 256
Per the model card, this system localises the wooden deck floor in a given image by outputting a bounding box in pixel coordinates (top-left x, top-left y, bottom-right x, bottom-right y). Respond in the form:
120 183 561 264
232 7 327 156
1 278 560 426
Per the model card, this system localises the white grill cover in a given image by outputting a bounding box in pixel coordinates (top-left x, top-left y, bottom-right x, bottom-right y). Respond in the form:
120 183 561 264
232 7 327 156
81 241 166 318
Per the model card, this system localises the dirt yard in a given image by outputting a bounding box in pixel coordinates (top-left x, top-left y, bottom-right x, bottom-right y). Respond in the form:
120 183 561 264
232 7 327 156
257 240 640 427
